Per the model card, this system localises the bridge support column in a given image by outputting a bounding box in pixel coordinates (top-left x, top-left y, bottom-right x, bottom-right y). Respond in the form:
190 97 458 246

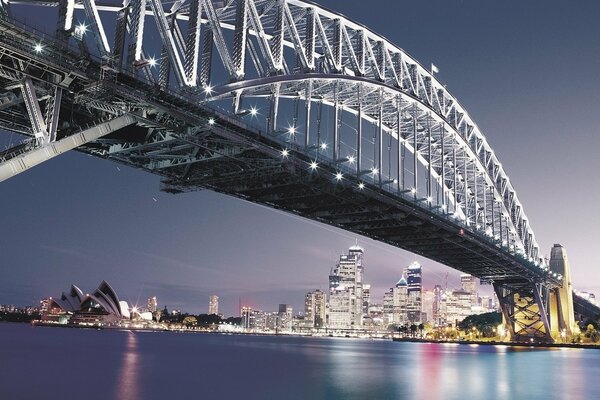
494 281 553 343
548 244 576 338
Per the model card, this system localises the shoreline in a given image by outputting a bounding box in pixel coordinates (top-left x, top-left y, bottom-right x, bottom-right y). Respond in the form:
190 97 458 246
8 321 600 350
392 336 600 350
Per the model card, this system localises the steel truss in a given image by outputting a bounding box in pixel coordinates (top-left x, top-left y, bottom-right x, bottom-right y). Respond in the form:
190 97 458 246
494 282 552 342
0 0 569 329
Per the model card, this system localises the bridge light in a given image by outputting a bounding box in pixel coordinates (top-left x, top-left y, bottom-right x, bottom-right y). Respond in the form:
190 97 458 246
250 107 258 117
204 85 213 95
208 118 215 125
441 204 447 211
427 196 432 203
287 126 296 135
34 43 43 53
320 142 328 150
393 179 398 184
281 149 289 158
148 57 157 67
348 155 355 164
358 182 365 190
75 23 87 35
335 172 343 181
411 188 417 194
309 161 318 171
371 167 378 175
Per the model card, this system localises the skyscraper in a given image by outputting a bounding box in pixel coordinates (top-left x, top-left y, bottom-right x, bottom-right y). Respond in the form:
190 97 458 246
405 261 422 323
460 274 477 307
209 295 219 315
328 245 364 329
147 296 158 313
305 290 326 328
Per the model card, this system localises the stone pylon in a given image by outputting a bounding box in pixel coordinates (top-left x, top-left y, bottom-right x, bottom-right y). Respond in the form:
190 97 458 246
548 244 576 337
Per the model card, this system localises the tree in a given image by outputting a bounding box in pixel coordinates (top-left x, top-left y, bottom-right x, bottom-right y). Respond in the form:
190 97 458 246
585 324 600 342
410 324 418 337
418 323 425 337
458 312 502 338
182 316 198 328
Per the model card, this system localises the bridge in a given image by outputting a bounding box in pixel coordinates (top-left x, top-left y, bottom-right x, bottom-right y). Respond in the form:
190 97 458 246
0 0 597 342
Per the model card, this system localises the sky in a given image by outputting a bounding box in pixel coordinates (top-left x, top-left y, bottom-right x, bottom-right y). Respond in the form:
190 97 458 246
1 0 599 316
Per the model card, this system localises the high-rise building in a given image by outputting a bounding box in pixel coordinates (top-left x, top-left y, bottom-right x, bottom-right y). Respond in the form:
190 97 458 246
460 274 477 307
278 304 293 332
432 285 444 326
422 290 435 323
405 261 422 323
305 290 326 328
209 295 219 315
362 284 371 315
147 296 158 313
383 275 409 326
327 245 364 329
446 290 473 326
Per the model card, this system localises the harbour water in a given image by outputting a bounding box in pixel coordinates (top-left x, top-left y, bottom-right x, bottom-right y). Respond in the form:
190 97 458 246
1 323 599 400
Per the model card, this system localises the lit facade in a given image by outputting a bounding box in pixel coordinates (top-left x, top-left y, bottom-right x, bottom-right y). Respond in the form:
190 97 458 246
327 245 364 329
147 296 158 313
305 290 326 328
406 262 422 323
209 295 219 315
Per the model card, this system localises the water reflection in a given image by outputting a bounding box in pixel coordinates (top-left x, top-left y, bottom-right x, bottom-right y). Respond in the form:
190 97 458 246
115 332 140 400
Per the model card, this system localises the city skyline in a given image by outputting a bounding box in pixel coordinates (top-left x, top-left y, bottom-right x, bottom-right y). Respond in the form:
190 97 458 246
2 0 600 317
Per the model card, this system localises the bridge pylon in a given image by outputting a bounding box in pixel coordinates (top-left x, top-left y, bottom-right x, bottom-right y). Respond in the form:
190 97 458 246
495 244 576 343
548 244 576 338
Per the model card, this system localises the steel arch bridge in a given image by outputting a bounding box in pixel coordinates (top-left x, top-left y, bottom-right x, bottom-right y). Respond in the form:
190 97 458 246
0 0 594 341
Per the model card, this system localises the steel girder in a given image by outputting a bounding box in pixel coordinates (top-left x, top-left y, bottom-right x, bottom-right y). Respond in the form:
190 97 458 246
494 282 553 342
0 0 565 295
9 0 545 268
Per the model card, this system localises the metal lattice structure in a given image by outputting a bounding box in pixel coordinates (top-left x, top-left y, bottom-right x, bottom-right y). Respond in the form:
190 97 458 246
0 0 586 341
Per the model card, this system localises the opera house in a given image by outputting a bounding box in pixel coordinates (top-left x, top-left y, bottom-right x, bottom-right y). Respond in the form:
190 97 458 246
42 281 153 326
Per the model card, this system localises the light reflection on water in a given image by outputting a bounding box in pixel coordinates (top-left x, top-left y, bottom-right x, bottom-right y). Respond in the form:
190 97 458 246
1 324 600 400
115 332 140 400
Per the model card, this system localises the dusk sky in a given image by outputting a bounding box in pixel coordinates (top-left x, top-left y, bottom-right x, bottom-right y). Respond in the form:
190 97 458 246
1 0 599 316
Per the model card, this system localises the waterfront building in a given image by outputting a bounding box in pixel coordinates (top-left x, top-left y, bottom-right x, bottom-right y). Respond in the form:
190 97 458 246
147 296 158 313
445 289 473 326
278 304 293 332
405 262 422 323
209 295 219 315
305 290 326 328
327 245 364 329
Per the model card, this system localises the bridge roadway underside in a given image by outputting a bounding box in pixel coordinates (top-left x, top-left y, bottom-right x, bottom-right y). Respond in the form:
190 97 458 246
82 117 546 289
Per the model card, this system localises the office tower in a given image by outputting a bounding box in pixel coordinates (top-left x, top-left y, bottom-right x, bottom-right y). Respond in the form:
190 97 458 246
305 290 326 328
422 289 435 323
147 296 158 313
362 284 371 315
405 261 422 323
278 304 293 332
209 294 219 315
445 290 473 326
432 285 444 326
328 245 364 329
460 274 478 307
